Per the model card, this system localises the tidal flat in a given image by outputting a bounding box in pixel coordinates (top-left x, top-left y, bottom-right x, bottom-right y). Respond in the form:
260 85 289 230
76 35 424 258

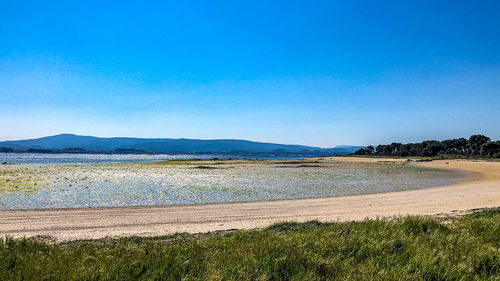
0 158 469 210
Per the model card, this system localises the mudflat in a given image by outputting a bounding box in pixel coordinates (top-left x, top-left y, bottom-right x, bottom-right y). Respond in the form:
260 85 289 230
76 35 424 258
1 157 499 241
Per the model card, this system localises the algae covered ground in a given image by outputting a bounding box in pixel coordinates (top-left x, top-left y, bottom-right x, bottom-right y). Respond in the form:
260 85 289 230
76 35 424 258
1 208 500 280
0 158 468 209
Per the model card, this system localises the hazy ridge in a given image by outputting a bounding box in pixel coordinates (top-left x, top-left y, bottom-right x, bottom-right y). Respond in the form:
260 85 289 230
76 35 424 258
0 134 362 155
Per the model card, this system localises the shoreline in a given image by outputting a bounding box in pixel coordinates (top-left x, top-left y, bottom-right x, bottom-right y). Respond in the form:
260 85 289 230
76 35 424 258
1 157 499 241
0 160 478 213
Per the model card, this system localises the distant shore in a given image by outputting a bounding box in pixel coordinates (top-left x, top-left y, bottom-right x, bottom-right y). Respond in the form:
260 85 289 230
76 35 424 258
0 149 328 157
1 157 498 241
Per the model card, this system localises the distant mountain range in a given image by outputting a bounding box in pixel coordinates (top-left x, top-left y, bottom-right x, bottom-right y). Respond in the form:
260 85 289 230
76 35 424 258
0 134 363 155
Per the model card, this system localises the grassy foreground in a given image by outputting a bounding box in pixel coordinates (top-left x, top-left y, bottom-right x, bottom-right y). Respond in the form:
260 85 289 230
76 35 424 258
1 210 500 280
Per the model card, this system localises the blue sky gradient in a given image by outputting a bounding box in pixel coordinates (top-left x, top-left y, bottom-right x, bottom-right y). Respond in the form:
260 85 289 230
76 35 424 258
1 0 499 146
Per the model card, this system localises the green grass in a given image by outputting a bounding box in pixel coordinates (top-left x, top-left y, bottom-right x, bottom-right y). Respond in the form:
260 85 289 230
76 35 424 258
2 209 500 280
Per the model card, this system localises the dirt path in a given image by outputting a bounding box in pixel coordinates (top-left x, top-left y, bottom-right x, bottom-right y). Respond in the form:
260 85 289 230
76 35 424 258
1 158 499 241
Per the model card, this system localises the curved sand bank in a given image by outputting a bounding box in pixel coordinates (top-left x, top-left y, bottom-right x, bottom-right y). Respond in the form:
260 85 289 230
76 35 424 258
1 158 499 241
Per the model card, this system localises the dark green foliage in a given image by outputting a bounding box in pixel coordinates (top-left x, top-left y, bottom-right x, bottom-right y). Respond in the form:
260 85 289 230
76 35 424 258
469 135 492 155
2 210 500 280
481 141 500 158
355 134 500 158
354 145 375 155
442 138 468 155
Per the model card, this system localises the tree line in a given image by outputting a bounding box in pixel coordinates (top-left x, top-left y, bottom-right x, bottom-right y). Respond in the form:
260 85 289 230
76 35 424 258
354 134 500 158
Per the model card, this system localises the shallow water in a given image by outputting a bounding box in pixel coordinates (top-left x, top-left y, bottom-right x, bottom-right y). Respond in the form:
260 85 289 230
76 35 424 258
0 153 303 164
0 160 468 210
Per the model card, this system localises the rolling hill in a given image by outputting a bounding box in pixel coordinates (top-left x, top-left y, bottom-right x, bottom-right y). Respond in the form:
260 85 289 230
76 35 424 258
0 134 363 155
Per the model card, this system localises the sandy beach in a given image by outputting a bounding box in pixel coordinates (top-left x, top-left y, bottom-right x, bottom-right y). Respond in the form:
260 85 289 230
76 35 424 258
1 157 499 241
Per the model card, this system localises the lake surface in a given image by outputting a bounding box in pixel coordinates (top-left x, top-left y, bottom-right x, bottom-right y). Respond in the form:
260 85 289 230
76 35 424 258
0 153 304 164
0 159 468 210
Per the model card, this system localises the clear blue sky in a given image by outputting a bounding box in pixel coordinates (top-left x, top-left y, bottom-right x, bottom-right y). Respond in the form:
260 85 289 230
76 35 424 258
0 0 499 147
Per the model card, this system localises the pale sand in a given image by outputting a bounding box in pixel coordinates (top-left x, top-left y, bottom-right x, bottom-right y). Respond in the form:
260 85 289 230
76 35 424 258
1 158 499 241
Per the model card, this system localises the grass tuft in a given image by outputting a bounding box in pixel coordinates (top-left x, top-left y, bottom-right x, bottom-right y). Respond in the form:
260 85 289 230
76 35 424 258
401 216 449 234
465 207 500 219
266 220 325 232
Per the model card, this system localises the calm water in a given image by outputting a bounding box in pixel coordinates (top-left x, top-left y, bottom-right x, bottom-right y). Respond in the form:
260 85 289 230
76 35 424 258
0 161 468 210
0 153 304 164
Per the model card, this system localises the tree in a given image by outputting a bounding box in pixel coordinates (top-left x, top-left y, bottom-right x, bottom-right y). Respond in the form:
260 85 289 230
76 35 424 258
365 146 375 154
442 138 467 155
375 144 392 156
353 148 366 155
468 135 491 155
353 135 497 158
421 140 445 157
390 143 403 156
354 145 374 155
480 141 500 157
